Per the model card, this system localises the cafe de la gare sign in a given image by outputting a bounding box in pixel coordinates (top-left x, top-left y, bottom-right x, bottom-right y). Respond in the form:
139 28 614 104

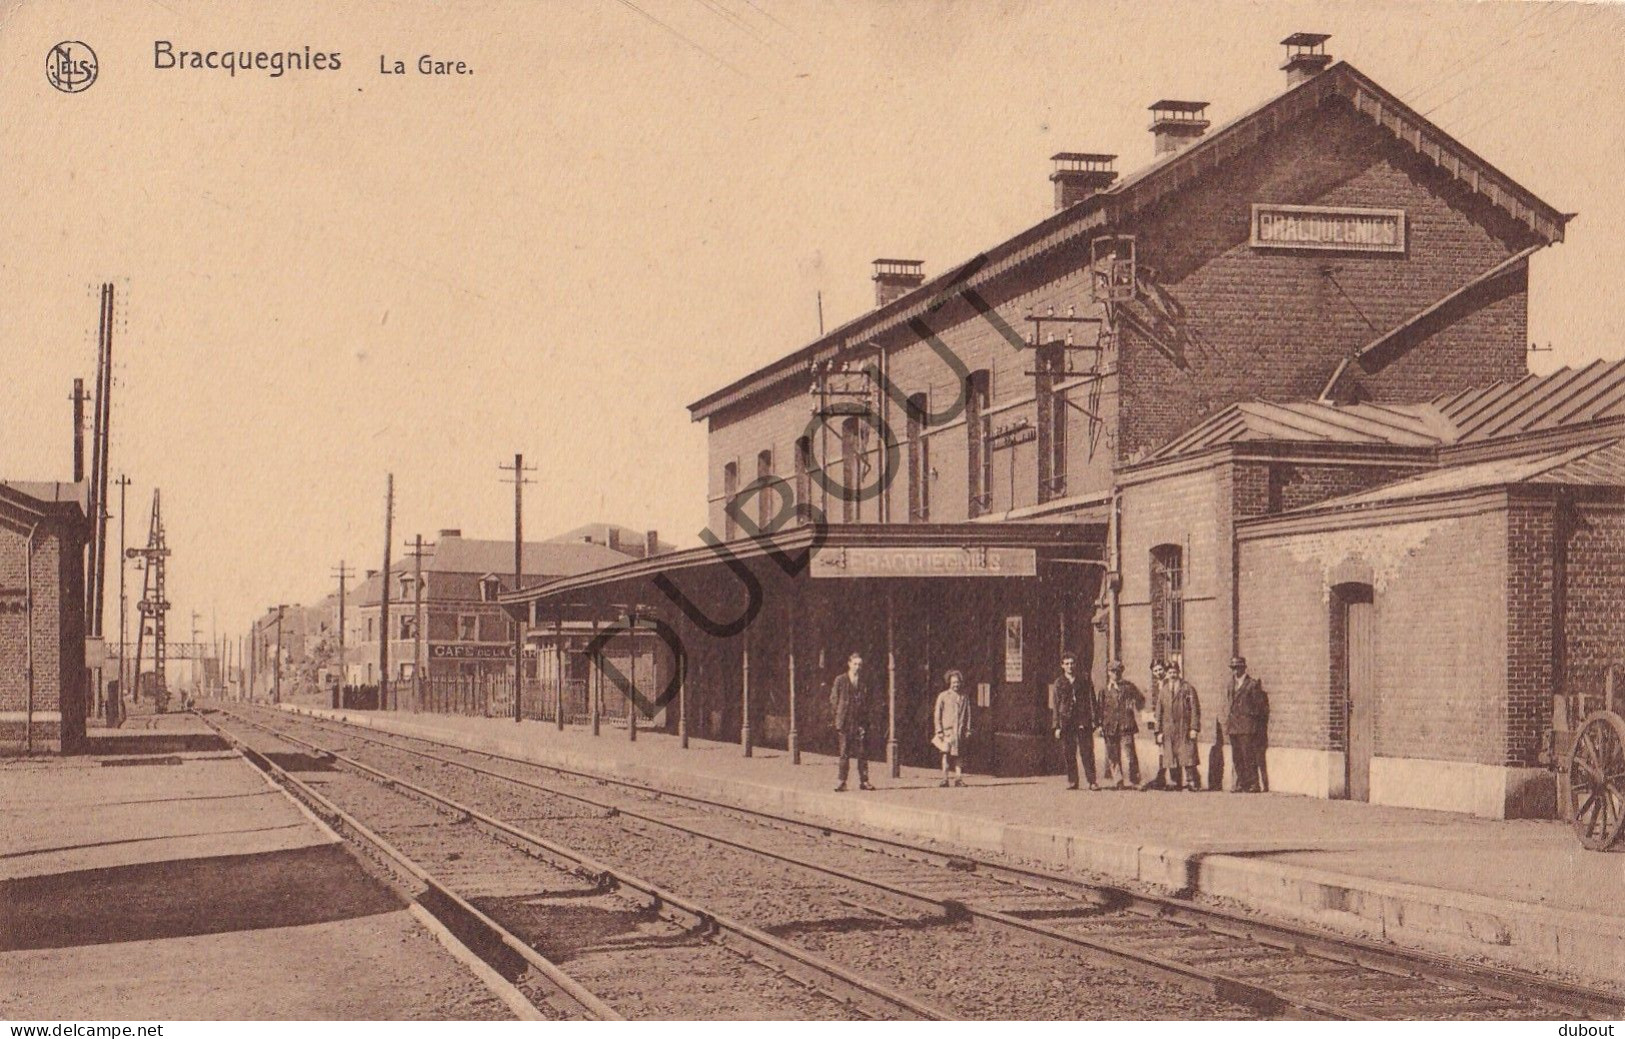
1250 203 1406 254
810 546 1038 579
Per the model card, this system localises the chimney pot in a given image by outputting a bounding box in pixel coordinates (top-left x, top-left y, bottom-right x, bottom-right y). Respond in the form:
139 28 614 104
1050 152 1117 210
1281 32 1332 87
1148 100 1210 157
645 530 660 557
872 258 925 308
607 528 623 553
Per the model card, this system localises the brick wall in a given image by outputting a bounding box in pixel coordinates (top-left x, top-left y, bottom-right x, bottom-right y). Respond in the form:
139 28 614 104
1560 502 1625 721
1118 100 1536 461
706 262 1119 535
1505 495 1554 768
1269 463 1426 513
1119 465 1232 726
1237 503 1508 763
0 517 84 751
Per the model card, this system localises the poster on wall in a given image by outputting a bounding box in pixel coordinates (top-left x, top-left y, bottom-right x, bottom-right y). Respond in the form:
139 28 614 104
1004 615 1024 683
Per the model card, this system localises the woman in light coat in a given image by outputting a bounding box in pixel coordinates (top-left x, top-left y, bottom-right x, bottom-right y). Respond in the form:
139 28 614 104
933 670 973 787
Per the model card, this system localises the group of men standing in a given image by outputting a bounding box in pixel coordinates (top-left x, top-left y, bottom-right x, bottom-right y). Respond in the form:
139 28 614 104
1052 653 1269 793
827 646 1269 794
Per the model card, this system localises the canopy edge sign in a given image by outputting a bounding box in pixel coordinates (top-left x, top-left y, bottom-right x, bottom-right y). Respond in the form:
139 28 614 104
810 546 1038 579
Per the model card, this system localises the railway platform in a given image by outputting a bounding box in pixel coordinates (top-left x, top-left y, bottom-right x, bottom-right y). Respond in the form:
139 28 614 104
0 712 515 1020
276 703 1624 988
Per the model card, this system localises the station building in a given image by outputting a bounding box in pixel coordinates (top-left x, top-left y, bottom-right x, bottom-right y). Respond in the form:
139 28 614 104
501 38 1601 814
0 481 89 753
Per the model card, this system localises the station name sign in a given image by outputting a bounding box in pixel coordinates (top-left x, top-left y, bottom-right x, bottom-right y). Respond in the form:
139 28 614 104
1250 204 1406 254
429 643 515 659
811 546 1038 579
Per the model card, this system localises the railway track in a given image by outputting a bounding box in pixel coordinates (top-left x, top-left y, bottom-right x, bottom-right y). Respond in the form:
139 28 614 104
225 704 1623 1021
201 709 950 1021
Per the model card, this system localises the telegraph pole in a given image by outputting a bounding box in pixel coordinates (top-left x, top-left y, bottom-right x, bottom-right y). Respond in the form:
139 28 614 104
190 610 202 704
498 454 535 723
379 474 394 708
112 475 130 720
402 536 434 712
331 561 355 708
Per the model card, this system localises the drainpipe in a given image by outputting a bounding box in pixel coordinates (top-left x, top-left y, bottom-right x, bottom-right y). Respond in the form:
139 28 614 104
25 523 38 756
1107 489 1122 663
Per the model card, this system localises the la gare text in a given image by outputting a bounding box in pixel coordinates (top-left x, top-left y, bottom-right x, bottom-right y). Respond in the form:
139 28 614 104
380 54 473 75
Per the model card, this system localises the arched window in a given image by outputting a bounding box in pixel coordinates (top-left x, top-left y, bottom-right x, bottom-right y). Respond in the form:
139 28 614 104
1150 544 1184 666
794 435 814 523
966 370 992 517
840 416 861 523
756 448 774 531
722 461 739 540
906 392 930 522
1035 343 1067 502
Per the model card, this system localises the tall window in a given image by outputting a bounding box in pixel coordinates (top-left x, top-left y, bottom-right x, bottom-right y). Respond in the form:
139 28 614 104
722 461 739 540
756 448 774 531
1035 343 1067 502
966 370 992 517
1150 544 1185 666
458 614 478 641
794 435 813 523
906 392 930 522
840 416 861 523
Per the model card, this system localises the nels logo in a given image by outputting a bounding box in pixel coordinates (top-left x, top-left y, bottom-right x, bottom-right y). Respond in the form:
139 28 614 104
47 41 98 93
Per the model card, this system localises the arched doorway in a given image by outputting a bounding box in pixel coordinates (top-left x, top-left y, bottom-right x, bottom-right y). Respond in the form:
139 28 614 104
1332 583 1376 801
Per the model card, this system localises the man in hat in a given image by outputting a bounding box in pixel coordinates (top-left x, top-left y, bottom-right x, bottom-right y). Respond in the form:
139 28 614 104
1051 652 1098 790
830 651 878 792
1139 660 1168 790
1154 659 1202 791
1227 656 1269 793
1098 660 1144 789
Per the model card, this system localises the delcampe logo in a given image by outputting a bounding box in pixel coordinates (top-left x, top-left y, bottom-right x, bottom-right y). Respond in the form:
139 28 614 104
47 41 98 93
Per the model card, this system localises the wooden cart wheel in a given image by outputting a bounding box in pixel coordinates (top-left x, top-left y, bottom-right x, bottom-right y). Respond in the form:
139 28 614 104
1569 711 1625 851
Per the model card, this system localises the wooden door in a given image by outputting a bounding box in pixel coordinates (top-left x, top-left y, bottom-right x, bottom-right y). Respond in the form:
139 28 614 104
1345 595 1376 802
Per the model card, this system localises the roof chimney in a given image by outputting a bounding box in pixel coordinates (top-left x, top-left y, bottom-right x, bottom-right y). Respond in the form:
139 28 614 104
872 259 924 308
1281 33 1332 87
438 528 461 538
607 527 623 553
1149 100 1210 157
645 530 660 558
1050 153 1117 210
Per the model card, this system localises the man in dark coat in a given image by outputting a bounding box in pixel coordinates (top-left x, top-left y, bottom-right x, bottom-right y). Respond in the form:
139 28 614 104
1226 656 1269 793
1097 660 1144 789
830 651 877 792
1051 652 1098 790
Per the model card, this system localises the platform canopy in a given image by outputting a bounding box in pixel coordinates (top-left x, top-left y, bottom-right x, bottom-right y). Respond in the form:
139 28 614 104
495 521 1105 625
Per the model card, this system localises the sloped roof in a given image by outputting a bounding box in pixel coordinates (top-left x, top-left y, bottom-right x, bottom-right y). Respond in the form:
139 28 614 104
426 536 633 577
549 522 679 557
1148 400 1454 459
1292 439 1625 512
1 480 89 513
687 60 1567 423
1434 358 1625 442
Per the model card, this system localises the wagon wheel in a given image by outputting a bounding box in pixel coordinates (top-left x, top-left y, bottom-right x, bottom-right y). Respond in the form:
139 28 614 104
1569 711 1625 851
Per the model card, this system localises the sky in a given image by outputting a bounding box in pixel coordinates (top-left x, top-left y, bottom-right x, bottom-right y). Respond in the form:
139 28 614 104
2 0 1623 645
